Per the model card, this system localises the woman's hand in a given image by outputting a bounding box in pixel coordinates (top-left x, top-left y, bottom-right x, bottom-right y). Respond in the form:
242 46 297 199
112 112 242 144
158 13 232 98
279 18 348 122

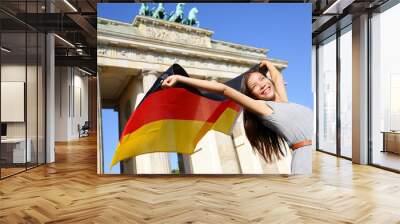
259 60 288 103
259 59 272 68
161 75 180 89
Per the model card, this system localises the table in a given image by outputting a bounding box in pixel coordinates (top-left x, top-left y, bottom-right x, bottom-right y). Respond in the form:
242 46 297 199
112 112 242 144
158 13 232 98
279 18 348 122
1 138 32 163
381 131 400 154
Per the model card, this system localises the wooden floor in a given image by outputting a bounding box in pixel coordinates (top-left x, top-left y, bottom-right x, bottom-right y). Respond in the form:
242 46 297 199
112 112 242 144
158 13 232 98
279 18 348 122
0 167 26 177
1 135 400 223
1 162 44 178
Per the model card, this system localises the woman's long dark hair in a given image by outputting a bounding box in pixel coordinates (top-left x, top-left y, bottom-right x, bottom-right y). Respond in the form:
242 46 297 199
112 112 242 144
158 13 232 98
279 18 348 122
241 66 287 163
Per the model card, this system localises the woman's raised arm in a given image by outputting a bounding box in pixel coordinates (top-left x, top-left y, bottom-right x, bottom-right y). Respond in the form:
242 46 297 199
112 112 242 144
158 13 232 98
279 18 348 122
260 60 288 103
161 75 273 117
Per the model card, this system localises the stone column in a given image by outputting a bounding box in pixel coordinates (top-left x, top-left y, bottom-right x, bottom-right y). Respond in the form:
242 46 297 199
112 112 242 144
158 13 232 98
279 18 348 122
231 113 265 174
190 131 223 174
188 76 225 173
209 76 242 173
134 69 171 174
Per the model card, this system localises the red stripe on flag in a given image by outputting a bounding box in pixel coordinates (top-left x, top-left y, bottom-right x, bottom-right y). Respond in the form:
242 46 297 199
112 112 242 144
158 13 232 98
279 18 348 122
121 88 240 139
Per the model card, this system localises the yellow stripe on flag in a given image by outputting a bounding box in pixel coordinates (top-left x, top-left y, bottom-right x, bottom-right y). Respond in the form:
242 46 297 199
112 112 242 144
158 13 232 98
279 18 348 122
211 107 239 134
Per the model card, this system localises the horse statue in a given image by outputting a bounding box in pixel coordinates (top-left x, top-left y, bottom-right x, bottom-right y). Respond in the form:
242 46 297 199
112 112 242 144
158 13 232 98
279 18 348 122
182 7 199 27
151 3 165 19
138 3 150 16
167 3 185 23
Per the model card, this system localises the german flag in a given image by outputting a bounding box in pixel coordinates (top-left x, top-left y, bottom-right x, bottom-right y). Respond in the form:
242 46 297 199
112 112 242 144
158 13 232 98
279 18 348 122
110 63 267 169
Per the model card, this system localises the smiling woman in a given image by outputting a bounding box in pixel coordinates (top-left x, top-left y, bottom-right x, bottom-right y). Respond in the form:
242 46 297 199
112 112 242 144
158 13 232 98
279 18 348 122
240 62 313 174
162 61 314 174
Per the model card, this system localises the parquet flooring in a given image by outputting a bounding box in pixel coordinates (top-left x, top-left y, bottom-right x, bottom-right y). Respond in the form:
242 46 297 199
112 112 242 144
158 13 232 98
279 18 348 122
1 167 26 177
1 134 400 223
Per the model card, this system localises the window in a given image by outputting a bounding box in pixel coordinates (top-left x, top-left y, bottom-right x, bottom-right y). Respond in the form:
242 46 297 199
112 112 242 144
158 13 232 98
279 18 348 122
370 3 400 171
317 35 337 154
339 26 352 158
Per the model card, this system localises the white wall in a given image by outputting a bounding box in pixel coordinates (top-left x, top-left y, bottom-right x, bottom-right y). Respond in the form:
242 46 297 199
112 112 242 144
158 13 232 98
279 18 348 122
54 67 89 141
55 66 68 141
72 71 89 138
1 63 46 164
1 65 28 138
1 64 26 151
1 64 25 81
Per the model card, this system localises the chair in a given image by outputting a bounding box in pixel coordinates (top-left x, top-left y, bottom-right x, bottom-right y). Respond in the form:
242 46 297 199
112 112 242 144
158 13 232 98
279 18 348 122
79 121 90 138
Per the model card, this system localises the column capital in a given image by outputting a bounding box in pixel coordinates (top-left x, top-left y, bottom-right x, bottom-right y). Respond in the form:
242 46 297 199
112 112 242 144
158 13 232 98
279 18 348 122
141 69 160 77
141 69 160 93
136 69 161 80
205 75 219 82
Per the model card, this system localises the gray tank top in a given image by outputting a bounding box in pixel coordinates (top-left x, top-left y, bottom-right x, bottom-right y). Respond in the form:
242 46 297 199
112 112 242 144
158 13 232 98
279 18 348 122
256 101 313 147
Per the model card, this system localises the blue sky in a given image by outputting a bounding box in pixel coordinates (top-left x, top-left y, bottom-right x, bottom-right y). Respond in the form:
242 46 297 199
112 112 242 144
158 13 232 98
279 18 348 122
102 109 120 174
99 3 312 173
